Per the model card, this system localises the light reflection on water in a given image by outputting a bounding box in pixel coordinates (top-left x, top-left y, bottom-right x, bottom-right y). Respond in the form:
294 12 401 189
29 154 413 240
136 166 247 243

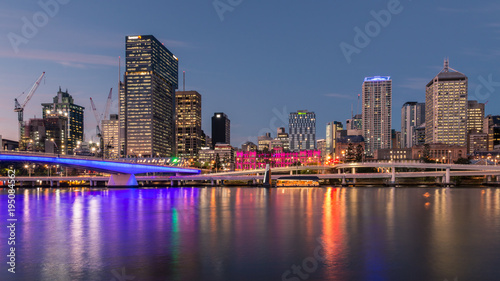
1 187 500 281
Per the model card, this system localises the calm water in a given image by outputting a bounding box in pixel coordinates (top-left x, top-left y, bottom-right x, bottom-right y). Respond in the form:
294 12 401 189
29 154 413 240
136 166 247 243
1 187 500 281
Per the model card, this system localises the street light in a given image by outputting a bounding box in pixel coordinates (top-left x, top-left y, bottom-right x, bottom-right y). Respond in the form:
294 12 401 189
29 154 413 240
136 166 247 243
50 138 59 157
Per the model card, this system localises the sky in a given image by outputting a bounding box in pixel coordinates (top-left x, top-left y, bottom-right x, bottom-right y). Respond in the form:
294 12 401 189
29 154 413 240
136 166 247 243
1 0 499 148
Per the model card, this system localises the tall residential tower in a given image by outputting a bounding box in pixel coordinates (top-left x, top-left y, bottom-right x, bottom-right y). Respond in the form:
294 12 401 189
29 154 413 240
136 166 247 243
362 76 392 156
401 102 425 148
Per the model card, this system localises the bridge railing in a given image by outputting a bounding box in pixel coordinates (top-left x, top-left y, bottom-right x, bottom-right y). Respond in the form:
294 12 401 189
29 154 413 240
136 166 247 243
0 151 189 167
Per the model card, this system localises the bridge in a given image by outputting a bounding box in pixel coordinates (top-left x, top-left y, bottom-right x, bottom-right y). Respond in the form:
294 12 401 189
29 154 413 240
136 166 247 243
0 151 200 186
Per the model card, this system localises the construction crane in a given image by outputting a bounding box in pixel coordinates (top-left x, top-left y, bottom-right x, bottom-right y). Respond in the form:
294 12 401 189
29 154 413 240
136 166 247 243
89 88 113 158
14 72 45 147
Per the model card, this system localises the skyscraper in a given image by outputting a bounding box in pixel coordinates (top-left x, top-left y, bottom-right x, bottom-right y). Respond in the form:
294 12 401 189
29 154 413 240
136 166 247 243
176 91 202 159
289 110 316 151
401 102 425 148
122 35 178 157
467 100 485 133
362 76 392 156
425 59 467 146
102 114 119 158
42 88 84 155
326 121 343 158
212 112 230 147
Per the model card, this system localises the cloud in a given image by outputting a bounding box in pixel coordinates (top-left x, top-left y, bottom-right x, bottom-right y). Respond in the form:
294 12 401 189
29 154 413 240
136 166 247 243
0 48 117 67
324 93 355 99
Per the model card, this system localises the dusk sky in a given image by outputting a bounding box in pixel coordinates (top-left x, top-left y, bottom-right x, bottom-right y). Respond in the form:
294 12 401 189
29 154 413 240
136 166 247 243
1 0 499 147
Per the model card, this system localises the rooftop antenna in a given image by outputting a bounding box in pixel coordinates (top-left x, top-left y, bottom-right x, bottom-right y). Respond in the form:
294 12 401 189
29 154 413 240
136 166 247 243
183 71 185 91
118 56 121 84
444 57 449 72
356 93 360 117
351 104 353 119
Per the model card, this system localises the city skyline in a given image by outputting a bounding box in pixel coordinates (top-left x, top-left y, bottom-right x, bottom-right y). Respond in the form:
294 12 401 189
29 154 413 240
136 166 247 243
1 1 500 147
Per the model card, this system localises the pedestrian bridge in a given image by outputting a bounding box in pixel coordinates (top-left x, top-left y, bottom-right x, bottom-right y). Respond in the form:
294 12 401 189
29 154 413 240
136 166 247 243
0 151 200 186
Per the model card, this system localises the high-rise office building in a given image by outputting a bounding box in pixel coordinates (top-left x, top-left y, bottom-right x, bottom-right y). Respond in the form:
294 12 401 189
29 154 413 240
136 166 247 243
467 100 485 133
362 76 392 156
425 59 468 146
122 35 178 157
326 121 343 158
401 102 425 148
102 114 119 158
276 127 290 151
42 88 84 155
212 112 230 146
289 110 316 151
484 115 500 151
118 80 126 157
176 91 202 159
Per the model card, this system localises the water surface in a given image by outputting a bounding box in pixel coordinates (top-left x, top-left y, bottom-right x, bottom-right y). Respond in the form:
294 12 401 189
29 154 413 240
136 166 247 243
1 187 500 281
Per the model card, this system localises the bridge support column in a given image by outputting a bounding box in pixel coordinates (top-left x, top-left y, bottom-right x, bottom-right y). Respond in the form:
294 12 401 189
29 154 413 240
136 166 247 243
57 181 60 187
341 176 347 187
351 167 356 185
211 180 214 186
108 174 138 187
388 167 396 186
290 170 293 175
444 167 451 187
50 180 53 187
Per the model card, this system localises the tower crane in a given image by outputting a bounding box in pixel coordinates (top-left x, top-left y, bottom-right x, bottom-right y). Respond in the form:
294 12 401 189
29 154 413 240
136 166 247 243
14 72 45 147
89 88 113 158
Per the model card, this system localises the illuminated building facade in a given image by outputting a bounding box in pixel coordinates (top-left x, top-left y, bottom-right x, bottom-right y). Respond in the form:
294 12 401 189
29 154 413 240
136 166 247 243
484 115 500 151
176 91 202 159
325 121 343 158
467 100 485 133
211 112 230 147
102 114 119 158
24 115 68 155
276 127 290 151
123 35 178 157
401 102 425 148
362 76 392 156
289 110 316 151
41 88 84 155
235 148 321 170
425 59 468 146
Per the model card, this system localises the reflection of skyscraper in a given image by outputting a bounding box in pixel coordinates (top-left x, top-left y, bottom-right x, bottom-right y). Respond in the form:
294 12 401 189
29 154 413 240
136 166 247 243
122 35 178 157
212 112 230 146
289 110 316 151
425 59 467 146
401 102 425 148
362 76 392 156
42 88 84 155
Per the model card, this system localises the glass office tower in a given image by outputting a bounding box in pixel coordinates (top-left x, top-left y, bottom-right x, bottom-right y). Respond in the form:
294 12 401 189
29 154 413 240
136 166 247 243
123 35 178 157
